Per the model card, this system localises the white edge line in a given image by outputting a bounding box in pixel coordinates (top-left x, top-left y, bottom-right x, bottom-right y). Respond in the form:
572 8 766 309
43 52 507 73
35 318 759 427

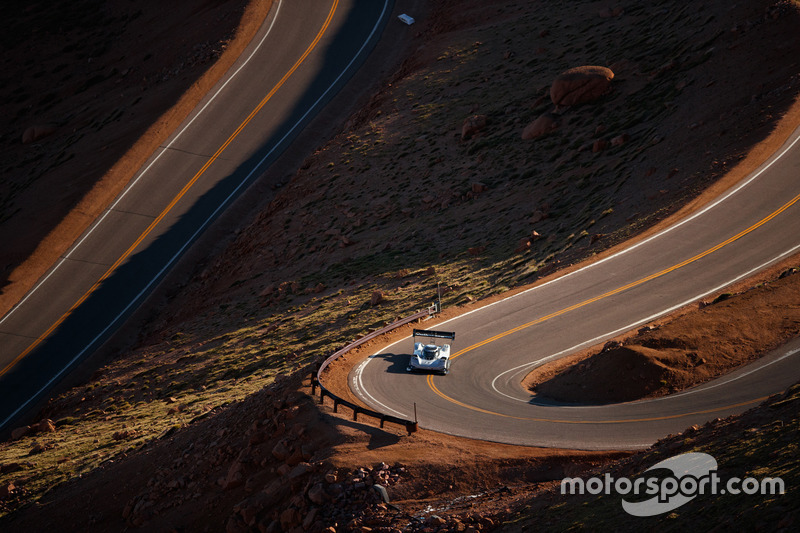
0 1 285 327
353 357 408 418
353 125 800 417
490 241 800 404
0 0 392 429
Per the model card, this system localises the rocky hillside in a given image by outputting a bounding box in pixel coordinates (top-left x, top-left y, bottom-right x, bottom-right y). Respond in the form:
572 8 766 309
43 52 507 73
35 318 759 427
2 0 800 530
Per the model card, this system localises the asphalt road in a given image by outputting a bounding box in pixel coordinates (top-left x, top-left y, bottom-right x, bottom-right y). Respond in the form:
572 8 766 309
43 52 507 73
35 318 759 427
351 123 800 450
0 0 395 431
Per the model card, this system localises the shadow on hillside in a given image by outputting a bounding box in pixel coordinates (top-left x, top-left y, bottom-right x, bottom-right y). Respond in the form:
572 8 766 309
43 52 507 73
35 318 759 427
325 414 403 450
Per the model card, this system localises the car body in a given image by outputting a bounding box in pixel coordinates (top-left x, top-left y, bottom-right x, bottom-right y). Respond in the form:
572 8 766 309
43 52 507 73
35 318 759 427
407 329 455 375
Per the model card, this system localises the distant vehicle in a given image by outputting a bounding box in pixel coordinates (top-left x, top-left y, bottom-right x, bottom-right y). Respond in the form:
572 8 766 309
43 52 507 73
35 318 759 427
398 14 415 25
407 329 455 375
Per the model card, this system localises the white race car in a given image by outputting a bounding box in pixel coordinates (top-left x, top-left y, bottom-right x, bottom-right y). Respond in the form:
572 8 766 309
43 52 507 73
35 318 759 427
407 329 456 375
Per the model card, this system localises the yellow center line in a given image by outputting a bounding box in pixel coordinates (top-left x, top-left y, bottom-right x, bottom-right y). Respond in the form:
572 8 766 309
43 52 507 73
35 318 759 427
450 190 800 361
429 189 800 422
1 0 340 377
427 374 766 424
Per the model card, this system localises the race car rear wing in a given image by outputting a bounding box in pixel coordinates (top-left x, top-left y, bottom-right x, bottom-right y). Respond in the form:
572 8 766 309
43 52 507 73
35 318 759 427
413 329 455 340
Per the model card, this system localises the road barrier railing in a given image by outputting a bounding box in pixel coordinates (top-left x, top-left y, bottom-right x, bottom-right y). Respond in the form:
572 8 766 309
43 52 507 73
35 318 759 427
311 304 439 435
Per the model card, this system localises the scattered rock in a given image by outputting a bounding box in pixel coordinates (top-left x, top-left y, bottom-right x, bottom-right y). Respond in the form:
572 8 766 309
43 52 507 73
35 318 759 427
0 482 15 500
21 124 57 144
521 112 559 139
112 429 138 441
11 426 31 440
307 483 328 505
550 66 614 107
468 246 486 256
29 442 46 455
302 507 320 531
33 419 56 433
280 507 302 530
370 290 384 306
272 440 291 461
461 114 488 141
0 463 22 474
611 133 630 146
288 462 312 480
593 139 608 153
286 447 305 466
220 461 245 490
471 182 488 194
529 209 548 223
235 492 269 526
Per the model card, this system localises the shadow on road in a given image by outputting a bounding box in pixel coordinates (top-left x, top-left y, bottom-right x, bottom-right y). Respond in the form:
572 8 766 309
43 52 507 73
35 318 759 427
379 352 411 374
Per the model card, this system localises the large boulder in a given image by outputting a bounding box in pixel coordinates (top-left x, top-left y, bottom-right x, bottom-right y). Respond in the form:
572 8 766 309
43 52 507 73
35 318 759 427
550 66 614 107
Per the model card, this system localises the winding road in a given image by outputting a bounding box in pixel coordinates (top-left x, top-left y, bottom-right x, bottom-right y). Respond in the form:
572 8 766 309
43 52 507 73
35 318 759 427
351 123 800 450
0 0 396 431
2 0 799 451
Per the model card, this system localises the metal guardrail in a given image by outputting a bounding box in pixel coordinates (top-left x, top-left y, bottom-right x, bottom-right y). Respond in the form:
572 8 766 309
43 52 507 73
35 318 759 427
311 303 439 434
